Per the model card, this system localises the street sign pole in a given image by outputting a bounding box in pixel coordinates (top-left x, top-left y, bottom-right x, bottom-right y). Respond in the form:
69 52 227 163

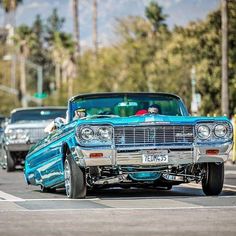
37 66 43 106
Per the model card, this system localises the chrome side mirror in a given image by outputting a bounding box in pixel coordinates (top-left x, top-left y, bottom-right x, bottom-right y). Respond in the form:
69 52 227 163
54 117 65 129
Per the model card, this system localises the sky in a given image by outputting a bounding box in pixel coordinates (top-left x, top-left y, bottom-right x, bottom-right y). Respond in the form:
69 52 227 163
0 0 220 48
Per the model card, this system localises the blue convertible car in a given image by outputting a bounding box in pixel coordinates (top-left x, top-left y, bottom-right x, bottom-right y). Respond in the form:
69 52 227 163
24 93 233 198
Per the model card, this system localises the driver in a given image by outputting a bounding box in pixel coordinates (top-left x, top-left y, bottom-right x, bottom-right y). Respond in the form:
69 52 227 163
74 108 86 120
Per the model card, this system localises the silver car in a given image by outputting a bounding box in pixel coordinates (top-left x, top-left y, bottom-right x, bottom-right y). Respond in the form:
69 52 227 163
2 107 67 171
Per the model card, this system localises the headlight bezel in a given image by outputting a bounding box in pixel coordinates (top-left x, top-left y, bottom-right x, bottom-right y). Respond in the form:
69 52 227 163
196 121 232 142
77 125 113 146
5 128 29 142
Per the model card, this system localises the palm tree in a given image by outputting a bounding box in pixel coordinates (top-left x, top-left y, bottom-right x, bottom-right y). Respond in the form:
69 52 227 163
14 25 36 107
145 1 167 33
51 32 76 98
0 0 23 26
93 0 98 59
72 0 80 55
0 0 23 93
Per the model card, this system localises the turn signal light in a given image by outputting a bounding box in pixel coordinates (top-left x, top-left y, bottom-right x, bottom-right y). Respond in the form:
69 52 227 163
90 153 103 158
206 149 219 155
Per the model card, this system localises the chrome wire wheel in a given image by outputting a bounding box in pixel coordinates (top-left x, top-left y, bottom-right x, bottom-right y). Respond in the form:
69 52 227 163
64 159 72 197
64 154 87 198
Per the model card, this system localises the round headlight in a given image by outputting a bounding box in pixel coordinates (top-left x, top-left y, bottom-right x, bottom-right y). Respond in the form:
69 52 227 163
214 124 227 138
5 129 29 141
16 129 29 140
97 127 112 141
80 127 94 141
197 125 211 139
6 130 17 140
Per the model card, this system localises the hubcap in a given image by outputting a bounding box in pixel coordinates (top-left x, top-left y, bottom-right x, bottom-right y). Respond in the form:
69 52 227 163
64 159 72 197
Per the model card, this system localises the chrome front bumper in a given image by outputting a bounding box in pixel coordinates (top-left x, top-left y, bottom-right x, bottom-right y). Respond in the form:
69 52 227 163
73 142 233 167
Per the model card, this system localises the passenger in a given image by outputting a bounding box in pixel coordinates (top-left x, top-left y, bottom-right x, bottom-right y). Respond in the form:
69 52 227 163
135 109 148 116
74 108 86 120
148 104 160 114
44 117 66 133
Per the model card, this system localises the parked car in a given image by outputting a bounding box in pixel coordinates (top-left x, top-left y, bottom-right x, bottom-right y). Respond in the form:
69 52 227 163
3 107 67 171
24 93 233 198
0 115 6 168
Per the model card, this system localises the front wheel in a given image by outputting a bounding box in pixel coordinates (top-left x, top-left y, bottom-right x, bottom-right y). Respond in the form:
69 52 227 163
202 162 224 196
6 152 15 172
64 155 87 199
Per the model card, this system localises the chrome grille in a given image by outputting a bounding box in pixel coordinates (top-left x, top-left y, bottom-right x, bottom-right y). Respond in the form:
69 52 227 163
114 125 194 147
28 128 47 143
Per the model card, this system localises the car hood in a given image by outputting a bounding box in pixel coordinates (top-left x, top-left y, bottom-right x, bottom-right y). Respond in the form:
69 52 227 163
75 115 231 126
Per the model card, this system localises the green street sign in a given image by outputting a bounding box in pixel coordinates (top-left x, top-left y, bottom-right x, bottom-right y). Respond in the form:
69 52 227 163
34 92 48 99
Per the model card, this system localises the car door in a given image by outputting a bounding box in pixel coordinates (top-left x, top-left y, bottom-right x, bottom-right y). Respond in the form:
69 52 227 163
37 128 66 187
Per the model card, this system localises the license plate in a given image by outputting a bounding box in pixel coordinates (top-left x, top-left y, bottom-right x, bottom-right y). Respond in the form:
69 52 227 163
142 154 168 164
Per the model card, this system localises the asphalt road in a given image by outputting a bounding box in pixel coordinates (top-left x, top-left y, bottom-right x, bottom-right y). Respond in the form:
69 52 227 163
0 162 236 236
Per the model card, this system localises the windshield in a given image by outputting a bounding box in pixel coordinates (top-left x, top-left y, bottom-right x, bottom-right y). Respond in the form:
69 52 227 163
70 94 187 120
11 109 67 124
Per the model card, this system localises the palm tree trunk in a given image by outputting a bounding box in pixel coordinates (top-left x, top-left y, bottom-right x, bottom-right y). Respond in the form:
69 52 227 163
20 54 27 107
93 0 98 59
68 77 73 98
221 0 229 117
55 63 61 90
72 0 80 55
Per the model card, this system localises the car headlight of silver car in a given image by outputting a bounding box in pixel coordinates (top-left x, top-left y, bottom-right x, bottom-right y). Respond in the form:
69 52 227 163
5 129 29 143
77 125 113 146
197 125 211 139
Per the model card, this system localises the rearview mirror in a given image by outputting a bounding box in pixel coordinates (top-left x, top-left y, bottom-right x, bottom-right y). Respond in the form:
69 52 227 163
117 101 138 107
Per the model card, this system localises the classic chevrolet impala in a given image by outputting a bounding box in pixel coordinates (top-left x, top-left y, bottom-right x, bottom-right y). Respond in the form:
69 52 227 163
3 107 67 171
24 93 233 198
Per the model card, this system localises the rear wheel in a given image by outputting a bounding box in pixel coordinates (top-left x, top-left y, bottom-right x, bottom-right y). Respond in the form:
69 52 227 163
202 162 224 196
64 154 87 199
6 152 15 172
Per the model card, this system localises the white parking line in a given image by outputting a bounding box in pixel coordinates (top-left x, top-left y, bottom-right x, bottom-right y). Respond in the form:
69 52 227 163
224 184 236 189
22 198 101 201
225 170 236 175
0 191 25 202
0 197 100 202
185 183 236 191
185 183 201 189
1 205 236 212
